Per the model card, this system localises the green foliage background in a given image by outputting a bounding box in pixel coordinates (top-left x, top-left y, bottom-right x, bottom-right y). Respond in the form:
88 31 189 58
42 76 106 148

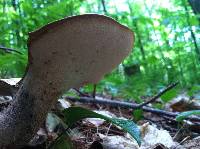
0 0 199 101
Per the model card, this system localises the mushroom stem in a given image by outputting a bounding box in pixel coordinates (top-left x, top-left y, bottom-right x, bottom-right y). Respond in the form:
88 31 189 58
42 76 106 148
0 74 67 145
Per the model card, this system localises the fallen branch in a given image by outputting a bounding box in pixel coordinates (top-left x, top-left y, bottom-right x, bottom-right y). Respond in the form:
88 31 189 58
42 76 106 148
136 82 179 108
65 96 200 122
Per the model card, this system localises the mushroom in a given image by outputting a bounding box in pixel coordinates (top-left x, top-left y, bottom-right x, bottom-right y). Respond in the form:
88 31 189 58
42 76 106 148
0 14 134 146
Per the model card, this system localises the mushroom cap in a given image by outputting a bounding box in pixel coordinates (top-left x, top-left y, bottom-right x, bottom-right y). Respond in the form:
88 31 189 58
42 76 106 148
27 14 134 91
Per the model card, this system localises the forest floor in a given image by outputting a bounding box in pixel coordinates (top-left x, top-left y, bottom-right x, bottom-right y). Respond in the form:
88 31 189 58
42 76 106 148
28 91 200 149
62 93 200 149
0 79 200 149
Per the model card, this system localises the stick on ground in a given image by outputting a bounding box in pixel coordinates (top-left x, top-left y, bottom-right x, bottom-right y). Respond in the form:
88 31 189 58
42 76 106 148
65 96 200 122
136 82 179 108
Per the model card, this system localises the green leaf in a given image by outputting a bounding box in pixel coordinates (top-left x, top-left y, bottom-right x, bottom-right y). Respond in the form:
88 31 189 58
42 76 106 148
161 89 178 102
133 109 143 121
63 107 141 145
188 85 200 96
153 103 163 109
176 110 200 122
51 134 74 149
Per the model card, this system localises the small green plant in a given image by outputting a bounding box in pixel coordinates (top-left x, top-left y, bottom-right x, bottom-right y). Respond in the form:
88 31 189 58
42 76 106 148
176 110 200 122
63 107 141 145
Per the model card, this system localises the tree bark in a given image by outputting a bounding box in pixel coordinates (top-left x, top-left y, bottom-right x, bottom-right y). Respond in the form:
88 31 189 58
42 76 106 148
128 2 146 60
183 0 200 61
101 0 107 14
188 0 200 23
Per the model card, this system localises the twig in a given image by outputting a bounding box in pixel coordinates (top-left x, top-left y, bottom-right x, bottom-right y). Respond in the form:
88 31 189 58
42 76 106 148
0 45 22 54
136 82 179 108
65 96 200 122
73 88 91 97
105 123 112 136
92 84 97 98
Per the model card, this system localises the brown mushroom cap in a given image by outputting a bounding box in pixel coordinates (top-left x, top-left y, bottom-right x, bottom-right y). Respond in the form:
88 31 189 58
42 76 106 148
27 14 134 92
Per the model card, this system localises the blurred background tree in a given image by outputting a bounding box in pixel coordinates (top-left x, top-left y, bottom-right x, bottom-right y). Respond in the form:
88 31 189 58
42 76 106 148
0 0 199 102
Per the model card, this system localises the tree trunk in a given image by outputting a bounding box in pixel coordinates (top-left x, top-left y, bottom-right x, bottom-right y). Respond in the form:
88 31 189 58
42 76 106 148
128 2 146 60
101 0 107 14
183 0 200 61
188 0 200 23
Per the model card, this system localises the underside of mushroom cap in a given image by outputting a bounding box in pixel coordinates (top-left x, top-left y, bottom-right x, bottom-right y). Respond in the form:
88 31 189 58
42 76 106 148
27 14 134 92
